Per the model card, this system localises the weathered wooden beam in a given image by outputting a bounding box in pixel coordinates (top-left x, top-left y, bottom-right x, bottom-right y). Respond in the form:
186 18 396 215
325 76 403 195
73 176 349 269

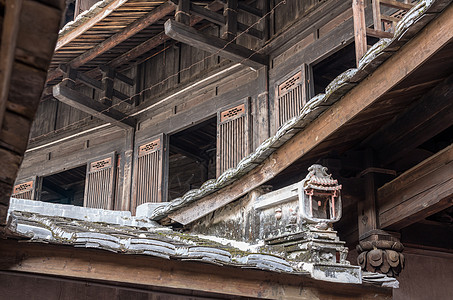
0 240 391 299
380 0 413 10
367 74 453 165
189 3 263 39
164 19 267 69
352 0 368 66
372 0 382 31
378 144 453 230
68 1 176 69
176 0 191 25
109 0 225 68
53 83 135 129
56 0 129 50
0 0 23 131
168 4 453 225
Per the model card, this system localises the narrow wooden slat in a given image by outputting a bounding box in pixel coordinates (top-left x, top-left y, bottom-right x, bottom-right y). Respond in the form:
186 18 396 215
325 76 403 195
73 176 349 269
57 0 129 50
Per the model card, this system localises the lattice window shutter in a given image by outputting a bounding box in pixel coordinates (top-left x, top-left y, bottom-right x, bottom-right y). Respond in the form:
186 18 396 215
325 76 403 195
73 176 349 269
12 176 40 200
217 99 251 177
275 65 310 128
84 152 117 209
132 134 169 213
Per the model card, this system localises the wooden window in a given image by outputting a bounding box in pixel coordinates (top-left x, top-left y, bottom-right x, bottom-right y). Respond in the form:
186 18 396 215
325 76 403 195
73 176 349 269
132 134 169 213
84 153 117 209
12 177 40 200
217 99 251 177
275 65 310 128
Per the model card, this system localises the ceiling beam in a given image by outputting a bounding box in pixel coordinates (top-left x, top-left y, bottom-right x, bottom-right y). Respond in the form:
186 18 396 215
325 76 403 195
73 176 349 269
378 143 453 230
168 4 453 225
52 83 135 129
109 0 225 68
69 1 176 69
365 73 453 166
164 19 267 69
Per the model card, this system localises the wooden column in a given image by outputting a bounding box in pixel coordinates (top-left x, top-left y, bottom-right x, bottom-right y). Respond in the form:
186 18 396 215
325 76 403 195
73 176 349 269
352 0 367 66
358 149 378 237
0 0 23 131
372 0 382 31
222 0 238 42
100 66 114 106
176 0 190 25
121 128 135 212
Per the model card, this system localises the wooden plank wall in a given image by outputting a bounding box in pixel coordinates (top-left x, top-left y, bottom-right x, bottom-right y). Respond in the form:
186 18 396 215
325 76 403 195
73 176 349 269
20 0 366 210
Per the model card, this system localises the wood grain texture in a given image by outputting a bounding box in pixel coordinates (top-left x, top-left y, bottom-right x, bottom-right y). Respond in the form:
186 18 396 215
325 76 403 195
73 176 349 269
169 4 453 225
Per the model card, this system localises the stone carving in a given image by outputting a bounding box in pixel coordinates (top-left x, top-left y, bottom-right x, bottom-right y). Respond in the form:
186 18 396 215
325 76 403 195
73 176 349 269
356 230 404 277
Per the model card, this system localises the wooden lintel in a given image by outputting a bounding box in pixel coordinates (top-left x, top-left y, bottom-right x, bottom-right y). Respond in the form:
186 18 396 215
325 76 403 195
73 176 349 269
69 1 176 69
52 83 135 129
378 144 453 230
56 0 129 50
366 28 393 39
0 240 390 299
164 19 267 69
168 4 453 225
380 0 413 11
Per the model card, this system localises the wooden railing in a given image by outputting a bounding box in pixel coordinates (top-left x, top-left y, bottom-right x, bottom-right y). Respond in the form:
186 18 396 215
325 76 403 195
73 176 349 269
353 0 415 66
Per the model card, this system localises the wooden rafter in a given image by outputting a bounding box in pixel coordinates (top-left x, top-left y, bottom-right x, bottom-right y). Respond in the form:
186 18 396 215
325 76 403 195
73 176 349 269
164 19 267 69
69 1 176 69
168 4 453 225
56 0 129 50
109 0 225 68
366 74 453 165
52 83 135 129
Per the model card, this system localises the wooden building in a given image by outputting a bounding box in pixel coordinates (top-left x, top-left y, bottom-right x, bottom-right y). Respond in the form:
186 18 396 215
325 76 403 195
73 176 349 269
1 0 453 298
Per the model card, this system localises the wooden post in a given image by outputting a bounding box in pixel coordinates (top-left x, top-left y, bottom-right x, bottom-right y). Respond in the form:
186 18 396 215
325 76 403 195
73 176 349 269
0 0 23 131
372 0 382 31
121 128 135 212
357 149 378 237
222 0 238 42
176 0 190 25
352 0 368 66
100 66 114 106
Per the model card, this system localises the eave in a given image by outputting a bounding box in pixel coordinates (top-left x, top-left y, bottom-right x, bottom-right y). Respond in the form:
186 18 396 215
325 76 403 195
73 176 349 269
145 0 453 225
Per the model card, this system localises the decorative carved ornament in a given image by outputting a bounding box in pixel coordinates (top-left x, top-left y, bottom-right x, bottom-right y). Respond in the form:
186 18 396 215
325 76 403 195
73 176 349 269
357 229 404 277
298 164 342 224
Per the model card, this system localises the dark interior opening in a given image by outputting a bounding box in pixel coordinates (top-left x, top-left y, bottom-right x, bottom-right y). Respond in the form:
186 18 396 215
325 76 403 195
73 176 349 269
168 117 217 200
62 0 76 27
312 42 358 95
41 165 87 206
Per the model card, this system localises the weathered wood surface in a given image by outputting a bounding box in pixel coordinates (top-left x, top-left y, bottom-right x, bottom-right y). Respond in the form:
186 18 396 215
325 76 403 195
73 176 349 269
56 0 129 50
164 19 267 69
0 240 391 299
169 5 453 225
378 144 453 230
69 1 176 69
53 83 135 129
352 0 367 66
366 73 453 165
0 0 64 224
